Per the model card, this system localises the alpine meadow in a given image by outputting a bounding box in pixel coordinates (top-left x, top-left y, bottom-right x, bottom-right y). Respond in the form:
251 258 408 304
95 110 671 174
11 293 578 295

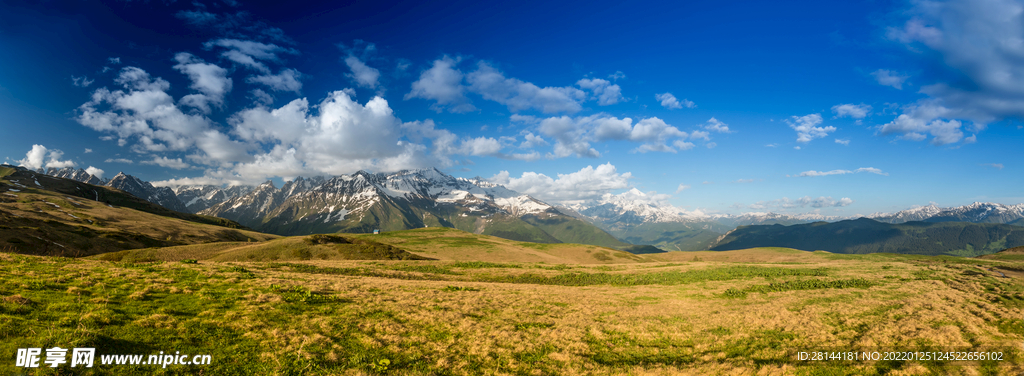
2 0 1024 374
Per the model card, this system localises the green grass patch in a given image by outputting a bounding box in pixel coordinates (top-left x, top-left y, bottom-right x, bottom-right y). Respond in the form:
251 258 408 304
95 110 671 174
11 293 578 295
442 285 479 292
480 266 829 287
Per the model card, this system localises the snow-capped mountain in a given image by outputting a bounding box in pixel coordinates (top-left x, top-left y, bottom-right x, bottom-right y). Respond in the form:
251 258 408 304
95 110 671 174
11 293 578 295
564 188 707 225
927 202 1024 223
198 168 609 245
710 212 814 227
105 172 189 213
173 184 255 213
867 204 943 223
44 167 105 186
869 202 1024 224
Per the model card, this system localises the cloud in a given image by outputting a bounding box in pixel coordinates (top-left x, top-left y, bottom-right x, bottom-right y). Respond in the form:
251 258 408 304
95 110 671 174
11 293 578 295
749 196 854 210
84 148 92 153
689 130 710 141
195 130 253 164
538 115 690 157
176 10 218 26
787 114 835 143
488 163 632 204
538 116 600 157
981 163 1004 170
108 57 121 65
655 93 695 109
576 78 623 105
405 56 476 113
835 139 850 145
879 108 966 145
796 167 888 177
16 145 76 170
77 67 212 153
407 58 624 114
85 166 105 179
250 89 274 105
141 156 190 169
247 68 302 93
205 39 295 74
72 76 94 87
608 71 626 80
732 179 755 183
882 0 1024 143
344 55 381 89
467 61 586 114
173 53 232 113
870 69 908 90
519 132 548 148
675 184 690 193
105 158 134 164
702 117 732 133
832 103 871 119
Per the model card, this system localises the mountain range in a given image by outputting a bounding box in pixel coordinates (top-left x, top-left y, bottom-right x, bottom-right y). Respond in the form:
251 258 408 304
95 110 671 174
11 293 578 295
710 218 1024 257
33 166 1024 254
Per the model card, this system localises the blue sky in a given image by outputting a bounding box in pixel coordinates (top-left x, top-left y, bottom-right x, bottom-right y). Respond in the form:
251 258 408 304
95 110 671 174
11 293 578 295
1 0 1021 216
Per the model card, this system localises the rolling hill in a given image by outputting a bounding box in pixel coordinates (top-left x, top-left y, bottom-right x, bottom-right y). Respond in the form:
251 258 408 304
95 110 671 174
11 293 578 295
91 227 652 264
0 166 276 257
710 218 1024 256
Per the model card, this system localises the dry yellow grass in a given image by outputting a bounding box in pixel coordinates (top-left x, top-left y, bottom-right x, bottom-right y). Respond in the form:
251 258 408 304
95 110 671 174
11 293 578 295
0 185 276 256
4 248 1024 374
349 227 651 264
92 227 653 264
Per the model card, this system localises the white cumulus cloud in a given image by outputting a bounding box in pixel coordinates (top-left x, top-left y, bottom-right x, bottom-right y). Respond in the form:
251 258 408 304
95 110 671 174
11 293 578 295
141 156 190 169
576 78 624 105
831 103 871 119
787 114 835 143
655 93 695 109
537 114 691 157
702 117 732 133
881 0 1024 144
247 68 302 93
173 52 232 113
85 166 105 179
16 145 76 170
405 56 476 113
870 69 908 90
488 163 632 204
466 61 586 114
344 55 381 89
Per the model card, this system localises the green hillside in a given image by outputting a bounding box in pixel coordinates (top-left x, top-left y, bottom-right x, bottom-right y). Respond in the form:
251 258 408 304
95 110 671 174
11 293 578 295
519 214 631 248
711 218 1024 256
0 166 275 257
90 234 430 263
604 222 726 252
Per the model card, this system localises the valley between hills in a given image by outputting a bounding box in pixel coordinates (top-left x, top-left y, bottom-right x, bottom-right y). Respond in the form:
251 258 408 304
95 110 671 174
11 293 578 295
2 165 1024 374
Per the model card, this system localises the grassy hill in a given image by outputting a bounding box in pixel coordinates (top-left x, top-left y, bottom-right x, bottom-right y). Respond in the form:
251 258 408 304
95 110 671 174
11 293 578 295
349 227 650 264
89 227 652 264
604 221 726 252
3 245 1024 374
711 218 1024 256
0 166 275 256
91 234 431 263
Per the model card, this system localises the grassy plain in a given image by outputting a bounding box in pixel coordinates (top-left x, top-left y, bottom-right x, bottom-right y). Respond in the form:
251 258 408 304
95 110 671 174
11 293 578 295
3 231 1024 375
